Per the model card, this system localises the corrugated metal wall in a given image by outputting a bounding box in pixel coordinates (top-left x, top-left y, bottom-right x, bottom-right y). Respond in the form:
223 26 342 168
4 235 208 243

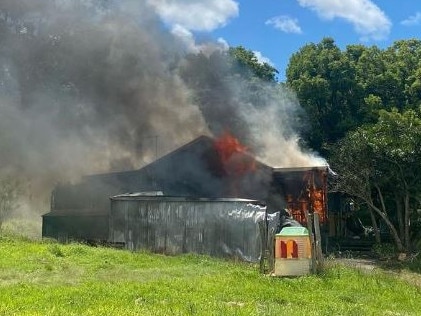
109 197 266 262
42 214 109 242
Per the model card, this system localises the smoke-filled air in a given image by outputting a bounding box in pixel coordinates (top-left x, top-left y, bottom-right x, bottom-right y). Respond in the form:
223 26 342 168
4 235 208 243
0 0 325 216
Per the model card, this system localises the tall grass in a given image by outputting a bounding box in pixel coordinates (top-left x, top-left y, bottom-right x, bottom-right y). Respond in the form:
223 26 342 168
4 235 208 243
1 217 42 240
0 236 420 315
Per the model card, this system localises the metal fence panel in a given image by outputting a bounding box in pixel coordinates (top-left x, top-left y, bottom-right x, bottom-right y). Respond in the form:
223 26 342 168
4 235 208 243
109 197 266 262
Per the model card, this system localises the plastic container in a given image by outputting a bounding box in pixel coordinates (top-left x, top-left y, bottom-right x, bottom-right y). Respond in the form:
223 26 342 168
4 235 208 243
274 227 311 276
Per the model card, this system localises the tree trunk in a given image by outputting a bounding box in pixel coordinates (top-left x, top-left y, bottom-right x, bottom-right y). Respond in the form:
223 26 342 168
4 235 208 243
395 195 404 242
369 209 380 243
404 193 411 251
368 202 404 252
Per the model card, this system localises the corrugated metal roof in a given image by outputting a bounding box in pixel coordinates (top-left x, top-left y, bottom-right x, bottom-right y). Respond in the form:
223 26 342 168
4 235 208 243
272 166 328 173
109 194 263 204
112 191 164 198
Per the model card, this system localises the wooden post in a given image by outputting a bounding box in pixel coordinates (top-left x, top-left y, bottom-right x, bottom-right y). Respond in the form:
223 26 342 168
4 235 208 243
313 213 324 273
306 211 324 274
306 211 317 274
259 220 268 274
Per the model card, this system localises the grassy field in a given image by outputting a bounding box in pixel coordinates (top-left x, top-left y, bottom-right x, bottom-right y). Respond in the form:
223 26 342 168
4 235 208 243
0 234 420 316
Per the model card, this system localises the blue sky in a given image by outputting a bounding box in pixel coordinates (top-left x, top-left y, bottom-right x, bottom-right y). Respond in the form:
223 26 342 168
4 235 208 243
147 0 421 81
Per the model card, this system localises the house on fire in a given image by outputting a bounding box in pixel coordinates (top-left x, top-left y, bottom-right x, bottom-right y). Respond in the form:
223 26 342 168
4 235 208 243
42 135 329 258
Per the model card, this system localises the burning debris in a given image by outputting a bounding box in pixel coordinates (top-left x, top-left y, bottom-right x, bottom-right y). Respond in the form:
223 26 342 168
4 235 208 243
273 167 328 224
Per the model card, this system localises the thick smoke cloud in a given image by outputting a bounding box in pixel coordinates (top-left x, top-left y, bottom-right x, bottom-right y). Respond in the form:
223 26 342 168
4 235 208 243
0 0 323 215
0 1 208 195
179 52 325 167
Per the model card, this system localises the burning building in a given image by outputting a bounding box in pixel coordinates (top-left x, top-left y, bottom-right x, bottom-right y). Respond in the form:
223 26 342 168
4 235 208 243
0 1 332 260
42 134 329 259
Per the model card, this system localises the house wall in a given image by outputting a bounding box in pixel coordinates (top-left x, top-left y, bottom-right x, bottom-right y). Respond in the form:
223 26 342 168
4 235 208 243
42 214 109 242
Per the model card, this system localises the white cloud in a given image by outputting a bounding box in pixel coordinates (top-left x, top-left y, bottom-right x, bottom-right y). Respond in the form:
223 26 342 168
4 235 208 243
296 0 391 40
265 15 302 34
216 37 230 51
171 25 229 53
253 51 275 66
401 12 421 26
147 0 239 31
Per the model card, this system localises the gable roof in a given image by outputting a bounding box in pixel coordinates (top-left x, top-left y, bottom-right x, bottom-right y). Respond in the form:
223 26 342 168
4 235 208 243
83 135 271 182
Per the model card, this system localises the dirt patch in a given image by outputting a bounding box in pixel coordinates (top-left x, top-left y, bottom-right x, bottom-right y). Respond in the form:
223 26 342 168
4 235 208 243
335 258 379 273
333 256 421 288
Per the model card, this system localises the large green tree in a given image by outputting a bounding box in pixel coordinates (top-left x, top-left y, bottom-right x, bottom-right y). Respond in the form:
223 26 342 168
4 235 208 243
383 40 421 109
286 38 363 155
228 46 278 82
330 107 421 251
286 38 421 157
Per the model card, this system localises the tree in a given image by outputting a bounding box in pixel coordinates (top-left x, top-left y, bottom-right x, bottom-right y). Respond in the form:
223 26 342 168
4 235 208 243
286 38 421 157
383 39 421 109
330 107 421 251
228 46 278 82
286 38 364 156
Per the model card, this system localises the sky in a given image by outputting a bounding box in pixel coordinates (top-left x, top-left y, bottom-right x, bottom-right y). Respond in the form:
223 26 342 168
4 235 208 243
147 0 421 81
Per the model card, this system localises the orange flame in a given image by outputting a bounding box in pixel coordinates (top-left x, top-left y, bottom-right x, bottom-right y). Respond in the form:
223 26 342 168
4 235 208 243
213 132 256 176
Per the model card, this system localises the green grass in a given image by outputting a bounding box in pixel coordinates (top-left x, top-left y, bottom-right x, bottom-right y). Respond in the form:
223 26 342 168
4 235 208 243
0 236 420 315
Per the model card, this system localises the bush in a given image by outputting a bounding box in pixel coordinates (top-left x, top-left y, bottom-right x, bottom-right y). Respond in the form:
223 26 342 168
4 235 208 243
372 243 396 260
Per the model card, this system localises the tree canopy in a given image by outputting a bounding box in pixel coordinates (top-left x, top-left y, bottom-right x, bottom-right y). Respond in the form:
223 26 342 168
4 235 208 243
228 46 279 82
286 38 421 157
330 107 421 251
287 37 421 251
